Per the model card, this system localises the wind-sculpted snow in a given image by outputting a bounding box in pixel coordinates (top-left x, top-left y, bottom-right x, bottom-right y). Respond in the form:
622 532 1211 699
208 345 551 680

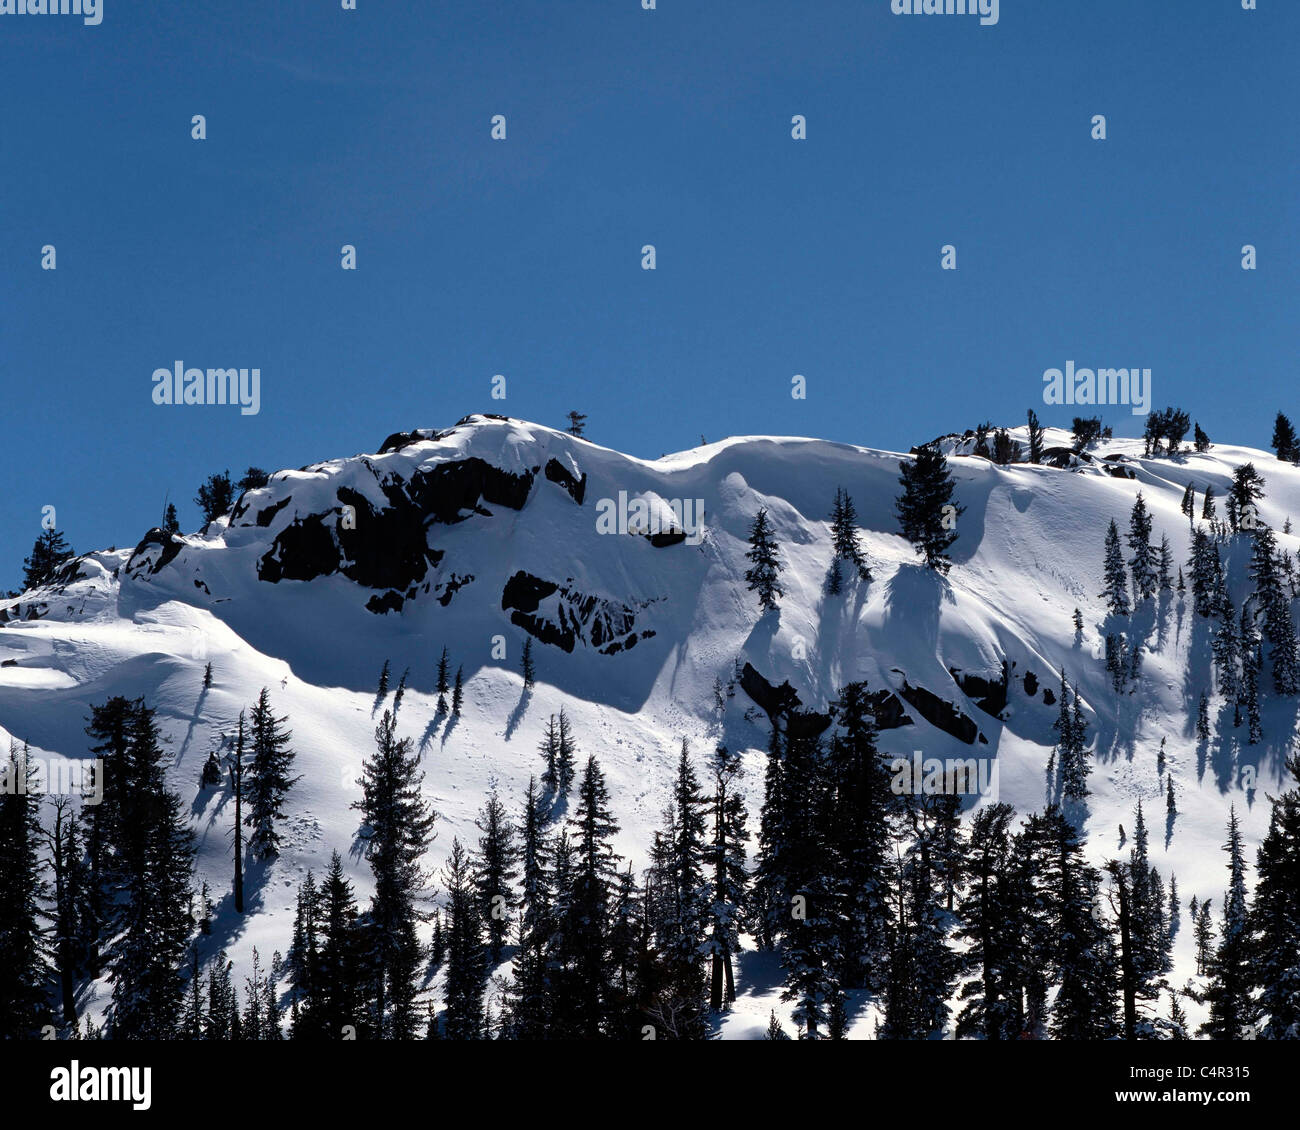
2 414 1299 1035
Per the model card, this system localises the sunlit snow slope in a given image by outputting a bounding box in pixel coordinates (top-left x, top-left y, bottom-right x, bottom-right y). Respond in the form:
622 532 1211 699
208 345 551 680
2 415 1294 1036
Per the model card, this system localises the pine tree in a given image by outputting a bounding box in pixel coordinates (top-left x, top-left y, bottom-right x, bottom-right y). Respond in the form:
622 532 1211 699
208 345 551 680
744 508 785 611
556 706 577 798
1272 411 1299 462
1251 525 1300 694
538 714 560 797
1127 493 1158 602
1202 483 1217 522
474 790 519 965
1102 519 1131 616
392 668 408 714
376 660 390 699
1228 463 1266 533
353 710 437 1038
508 776 554 1038
1253 756 1300 1038
1026 408 1045 464
1196 691 1210 740
435 647 450 713
163 502 180 534
704 746 749 1012
246 688 298 860
315 852 365 1039
0 744 51 1037
1194 423 1212 453
1188 529 1218 617
230 713 246 914
1157 535 1173 592
566 410 587 438
520 637 535 689
1200 809 1255 1038
42 798 86 1027
895 444 964 573
443 837 486 1039
451 667 464 718
1180 482 1196 523
1194 899 1215 977
555 757 621 1038
1241 609 1263 744
206 953 236 1040
21 527 74 590
106 703 196 1038
829 488 872 583
202 661 212 690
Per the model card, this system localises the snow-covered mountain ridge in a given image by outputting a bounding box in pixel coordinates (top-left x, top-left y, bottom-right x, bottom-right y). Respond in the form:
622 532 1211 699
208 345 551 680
2 414 1294 1036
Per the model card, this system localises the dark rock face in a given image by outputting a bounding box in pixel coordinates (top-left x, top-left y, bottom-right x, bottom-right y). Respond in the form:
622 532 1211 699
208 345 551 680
252 496 290 528
501 570 654 655
257 456 530 594
950 663 1009 717
544 457 587 505
437 573 474 607
366 591 405 615
866 689 913 730
647 530 688 547
1043 686 1057 706
126 528 184 577
378 427 455 454
899 679 986 745
259 518 339 584
1104 464 1137 479
739 662 803 718
1023 670 1039 697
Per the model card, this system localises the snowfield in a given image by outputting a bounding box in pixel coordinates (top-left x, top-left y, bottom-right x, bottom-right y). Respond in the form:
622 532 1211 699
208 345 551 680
2 414 1294 1037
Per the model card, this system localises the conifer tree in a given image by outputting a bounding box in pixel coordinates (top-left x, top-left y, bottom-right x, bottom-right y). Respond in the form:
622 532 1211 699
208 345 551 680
556 758 621 1038
1253 755 1300 1039
474 790 519 965
1194 423 1212 453
829 488 872 583
21 527 74 590
556 706 577 797
1127 493 1158 602
1241 609 1262 744
353 711 436 1038
315 852 365 1039
1272 411 1298 462
744 507 785 611
704 746 749 1012
1026 408 1045 464
443 837 486 1039
538 714 560 797
895 444 964 574
376 660 390 699
451 666 464 718
435 647 450 713
1202 483 1217 521
1196 691 1210 740
392 668 407 714
520 637 535 690
1102 519 1131 616
1157 534 1173 592
1200 809 1255 1038
0 744 51 1037
246 688 298 860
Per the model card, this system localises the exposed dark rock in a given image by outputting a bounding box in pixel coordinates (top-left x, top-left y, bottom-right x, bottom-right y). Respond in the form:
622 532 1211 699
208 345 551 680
436 573 475 607
406 458 534 522
544 457 587 505
950 663 1008 717
378 427 455 454
739 662 803 719
252 496 291 528
1043 686 1056 706
502 570 653 655
258 518 338 584
1024 670 1039 697
126 528 184 577
647 530 688 548
898 678 983 745
866 689 913 730
366 591 405 615
1104 464 1137 479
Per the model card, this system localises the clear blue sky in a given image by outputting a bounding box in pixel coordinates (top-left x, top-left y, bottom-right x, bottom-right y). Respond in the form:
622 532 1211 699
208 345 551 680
2 0 1296 585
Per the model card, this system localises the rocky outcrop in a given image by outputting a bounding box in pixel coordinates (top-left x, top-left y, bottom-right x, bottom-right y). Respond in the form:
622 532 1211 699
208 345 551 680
899 678 986 745
501 570 655 655
125 528 185 577
544 457 587 505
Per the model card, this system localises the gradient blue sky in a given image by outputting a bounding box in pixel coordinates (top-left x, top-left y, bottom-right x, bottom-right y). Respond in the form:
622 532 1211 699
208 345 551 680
2 0 1296 584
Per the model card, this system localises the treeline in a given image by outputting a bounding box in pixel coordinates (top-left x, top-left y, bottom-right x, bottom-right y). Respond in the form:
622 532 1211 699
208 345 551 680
4 674 1300 1039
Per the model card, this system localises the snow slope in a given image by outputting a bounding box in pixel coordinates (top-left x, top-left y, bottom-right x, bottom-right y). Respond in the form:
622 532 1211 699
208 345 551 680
2 414 1295 1037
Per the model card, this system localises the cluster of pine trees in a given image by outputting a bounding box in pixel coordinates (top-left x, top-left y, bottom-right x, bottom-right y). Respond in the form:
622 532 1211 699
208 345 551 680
1104 464 1299 744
